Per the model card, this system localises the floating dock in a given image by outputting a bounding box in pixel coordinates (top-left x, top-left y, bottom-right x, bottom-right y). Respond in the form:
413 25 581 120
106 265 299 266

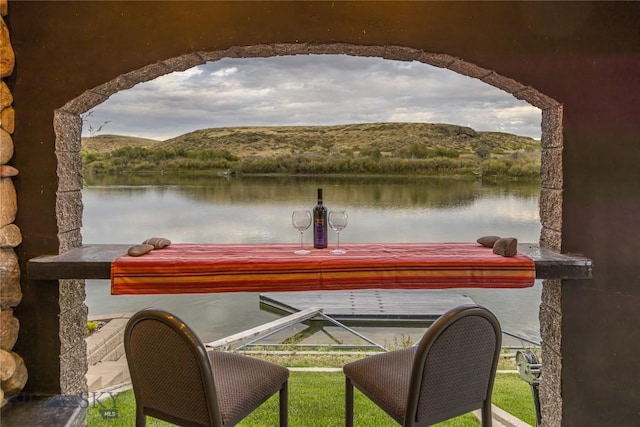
259 289 474 324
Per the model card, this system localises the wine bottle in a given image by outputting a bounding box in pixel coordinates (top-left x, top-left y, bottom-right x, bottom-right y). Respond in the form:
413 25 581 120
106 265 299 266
313 188 328 248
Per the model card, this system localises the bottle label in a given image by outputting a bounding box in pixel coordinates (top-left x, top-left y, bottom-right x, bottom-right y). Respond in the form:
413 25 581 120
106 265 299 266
313 188 327 248
314 218 326 247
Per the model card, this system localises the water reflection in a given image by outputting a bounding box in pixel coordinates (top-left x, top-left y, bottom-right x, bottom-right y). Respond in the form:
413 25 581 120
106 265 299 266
83 174 542 343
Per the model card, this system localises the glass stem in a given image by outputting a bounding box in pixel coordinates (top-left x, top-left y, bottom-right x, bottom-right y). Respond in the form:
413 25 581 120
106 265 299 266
300 231 304 250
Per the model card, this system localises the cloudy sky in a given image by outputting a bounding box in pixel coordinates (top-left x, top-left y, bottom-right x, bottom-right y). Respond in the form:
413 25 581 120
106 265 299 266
82 55 541 141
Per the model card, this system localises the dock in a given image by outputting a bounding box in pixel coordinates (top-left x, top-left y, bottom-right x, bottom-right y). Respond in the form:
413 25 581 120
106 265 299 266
259 289 474 323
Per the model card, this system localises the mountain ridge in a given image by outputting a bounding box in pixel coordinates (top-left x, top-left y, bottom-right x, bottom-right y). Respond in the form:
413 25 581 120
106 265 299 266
82 122 539 158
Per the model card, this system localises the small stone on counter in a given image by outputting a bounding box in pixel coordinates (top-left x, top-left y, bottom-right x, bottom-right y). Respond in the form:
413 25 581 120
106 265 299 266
493 237 518 257
127 244 154 257
142 237 171 249
477 235 501 248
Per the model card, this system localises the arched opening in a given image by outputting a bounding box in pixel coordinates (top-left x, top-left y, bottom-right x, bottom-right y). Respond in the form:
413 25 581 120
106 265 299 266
53 43 563 420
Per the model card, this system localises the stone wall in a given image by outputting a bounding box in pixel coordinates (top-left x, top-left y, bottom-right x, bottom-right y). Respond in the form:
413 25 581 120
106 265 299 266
54 106 88 395
0 0 28 407
57 43 565 424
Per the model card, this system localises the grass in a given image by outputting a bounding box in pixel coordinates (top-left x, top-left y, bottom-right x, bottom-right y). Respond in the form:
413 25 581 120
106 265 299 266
86 371 535 426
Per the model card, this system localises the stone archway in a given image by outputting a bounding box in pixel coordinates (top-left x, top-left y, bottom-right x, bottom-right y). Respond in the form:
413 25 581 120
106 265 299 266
53 43 564 423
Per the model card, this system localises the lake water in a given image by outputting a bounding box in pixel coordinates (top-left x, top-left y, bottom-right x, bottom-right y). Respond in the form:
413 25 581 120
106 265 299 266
82 174 542 345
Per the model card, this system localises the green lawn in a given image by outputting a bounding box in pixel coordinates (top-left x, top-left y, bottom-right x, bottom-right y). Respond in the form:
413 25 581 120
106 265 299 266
87 372 534 426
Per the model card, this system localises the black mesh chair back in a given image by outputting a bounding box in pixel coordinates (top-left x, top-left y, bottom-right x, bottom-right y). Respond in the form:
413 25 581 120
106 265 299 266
124 309 289 427
344 304 501 427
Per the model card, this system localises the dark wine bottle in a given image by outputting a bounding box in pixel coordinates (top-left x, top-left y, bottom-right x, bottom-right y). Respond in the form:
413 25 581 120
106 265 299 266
313 188 328 249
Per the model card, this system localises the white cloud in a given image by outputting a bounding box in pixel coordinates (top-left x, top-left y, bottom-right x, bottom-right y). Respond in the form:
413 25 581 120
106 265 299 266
82 55 541 141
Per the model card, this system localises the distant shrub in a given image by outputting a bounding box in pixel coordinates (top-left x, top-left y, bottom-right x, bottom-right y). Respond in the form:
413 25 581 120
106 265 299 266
400 144 460 160
474 146 491 159
82 139 539 180
359 147 382 160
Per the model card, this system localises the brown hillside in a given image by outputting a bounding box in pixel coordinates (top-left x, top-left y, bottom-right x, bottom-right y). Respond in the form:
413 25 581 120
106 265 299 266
81 134 162 153
83 123 539 157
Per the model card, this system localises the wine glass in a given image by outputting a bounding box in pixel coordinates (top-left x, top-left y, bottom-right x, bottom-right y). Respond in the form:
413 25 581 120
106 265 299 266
328 210 348 254
292 210 312 255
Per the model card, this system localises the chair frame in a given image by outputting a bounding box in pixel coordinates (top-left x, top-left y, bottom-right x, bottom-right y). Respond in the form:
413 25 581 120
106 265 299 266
345 304 502 427
124 309 288 427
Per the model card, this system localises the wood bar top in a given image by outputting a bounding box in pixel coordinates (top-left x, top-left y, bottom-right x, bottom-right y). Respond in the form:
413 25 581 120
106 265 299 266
27 243 592 281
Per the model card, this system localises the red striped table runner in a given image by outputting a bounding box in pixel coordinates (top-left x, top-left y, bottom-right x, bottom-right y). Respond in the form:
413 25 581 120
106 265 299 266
110 243 535 295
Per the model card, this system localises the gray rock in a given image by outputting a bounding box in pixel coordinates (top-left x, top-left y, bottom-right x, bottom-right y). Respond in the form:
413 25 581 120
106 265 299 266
142 237 171 249
477 235 501 248
492 237 518 257
127 244 154 257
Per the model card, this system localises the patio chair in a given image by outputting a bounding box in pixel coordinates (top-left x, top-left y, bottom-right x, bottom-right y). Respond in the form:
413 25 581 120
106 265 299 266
343 304 501 427
124 309 289 427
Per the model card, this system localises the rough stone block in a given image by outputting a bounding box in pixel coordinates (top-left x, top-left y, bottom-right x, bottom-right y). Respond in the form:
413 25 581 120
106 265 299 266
122 61 171 84
540 226 562 251
0 279 20 310
540 343 563 427
276 43 311 55
0 308 18 351
238 44 276 58
1 352 27 396
0 178 16 227
541 106 564 149
59 280 86 314
1 106 14 134
161 53 205 72
0 17 15 78
0 249 20 310
60 340 88 395
344 44 385 57
541 278 562 312
539 303 561 351
482 72 527 94
59 304 88 355
0 348 16 380
539 188 563 232
199 50 226 62
416 51 456 68
58 229 82 253
62 90 108 116
0 224 20 248
53 110 82 152
56 152 83 192
540 147 563 190
513 86 560 110
0 81 12 109
382 45 421 61
218 46 244 58
0 128 13 164
308 43 345 55
448 60 493 80
91 75 138 97
56 190 83 233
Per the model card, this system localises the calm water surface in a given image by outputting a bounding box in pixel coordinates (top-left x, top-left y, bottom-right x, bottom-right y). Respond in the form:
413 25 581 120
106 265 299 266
83 174 542 344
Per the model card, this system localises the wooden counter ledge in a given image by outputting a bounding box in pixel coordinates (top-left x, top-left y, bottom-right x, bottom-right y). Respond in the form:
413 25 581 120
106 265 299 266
27 243 592 282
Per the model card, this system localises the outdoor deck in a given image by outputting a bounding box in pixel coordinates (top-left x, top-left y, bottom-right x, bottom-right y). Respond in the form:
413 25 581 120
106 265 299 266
260 289 474 323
